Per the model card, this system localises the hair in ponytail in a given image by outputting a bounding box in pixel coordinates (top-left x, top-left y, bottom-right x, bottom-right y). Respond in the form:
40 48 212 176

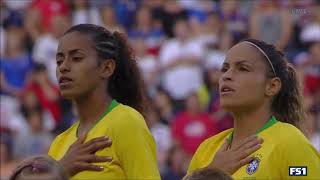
64 24 146 114
272 63 305 129
242 39 305 130
108 31 146 113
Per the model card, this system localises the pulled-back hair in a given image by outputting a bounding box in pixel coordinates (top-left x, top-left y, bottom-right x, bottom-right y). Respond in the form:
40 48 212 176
242 39 305 130
63 24 146 114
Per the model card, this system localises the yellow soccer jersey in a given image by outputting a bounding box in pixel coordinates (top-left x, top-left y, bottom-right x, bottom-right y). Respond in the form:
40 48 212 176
48 100 160 180
188 116 320 179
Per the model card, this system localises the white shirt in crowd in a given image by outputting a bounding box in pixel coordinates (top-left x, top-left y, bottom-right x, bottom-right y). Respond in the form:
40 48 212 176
150 123 172 173
310 133 320 152
32 34 59 84
205 49 225 70
137 54 158 96
0 27 5 57
72 8 101 26
159 39 204 100
0 95 55 134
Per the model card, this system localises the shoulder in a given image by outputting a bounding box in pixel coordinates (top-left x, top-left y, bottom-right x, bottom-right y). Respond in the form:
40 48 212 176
269 122 320 177
109 104 147 129
270 122 308 144
269 122 318 153
199 128 233 149
51 122 78 144
48 122 78 158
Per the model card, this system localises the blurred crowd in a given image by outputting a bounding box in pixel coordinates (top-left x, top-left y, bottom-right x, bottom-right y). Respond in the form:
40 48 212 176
0 0 319 179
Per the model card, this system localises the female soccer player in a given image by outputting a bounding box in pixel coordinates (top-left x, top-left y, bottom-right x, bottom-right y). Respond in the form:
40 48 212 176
48 24 160 179
188 39 320 179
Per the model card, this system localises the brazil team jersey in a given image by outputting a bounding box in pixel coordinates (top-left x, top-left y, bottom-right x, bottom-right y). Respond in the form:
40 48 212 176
48 100 160 179
188 117 320 179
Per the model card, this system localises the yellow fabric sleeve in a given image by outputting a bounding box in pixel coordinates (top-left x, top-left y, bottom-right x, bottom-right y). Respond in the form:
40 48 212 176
114 112 161 179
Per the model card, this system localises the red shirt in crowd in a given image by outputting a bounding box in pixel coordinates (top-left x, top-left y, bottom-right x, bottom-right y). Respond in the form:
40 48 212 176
25 83 61 126
171 112 218 156
31 0 69 31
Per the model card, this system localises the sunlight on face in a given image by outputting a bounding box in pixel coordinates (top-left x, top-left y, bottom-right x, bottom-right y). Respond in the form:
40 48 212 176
219 42 270 112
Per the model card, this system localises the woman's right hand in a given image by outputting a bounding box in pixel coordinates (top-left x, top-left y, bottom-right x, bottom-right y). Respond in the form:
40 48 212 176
208 135 263 174
59 135 113 177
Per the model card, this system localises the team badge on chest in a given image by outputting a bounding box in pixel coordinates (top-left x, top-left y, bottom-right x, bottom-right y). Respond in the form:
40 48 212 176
246 157 260 175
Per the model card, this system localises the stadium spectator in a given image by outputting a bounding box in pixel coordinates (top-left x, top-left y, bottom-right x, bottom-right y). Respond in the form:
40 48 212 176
30 0 69 32
132 37 159 97
24 8 43 43
100 6 125 33
25 63 61 128
129 6 165 56
13 110 53 160
152 1 188 38
153 87 177 125
219 0 248 43
161 145 186 180
0 24 33 97
0 130 17 179
249 0 293 50
145 105 172 174
0 95 26 135
32 15 70 84
159 18 204 110
171 92 218 156
71 0 99 26
295 41 320 95
306 105 320 151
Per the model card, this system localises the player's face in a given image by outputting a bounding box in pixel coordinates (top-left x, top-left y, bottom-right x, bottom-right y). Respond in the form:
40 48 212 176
219 42 269 112
56 32 102 99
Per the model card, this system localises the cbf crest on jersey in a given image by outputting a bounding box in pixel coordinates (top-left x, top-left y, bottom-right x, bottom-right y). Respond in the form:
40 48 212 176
246 157 261 175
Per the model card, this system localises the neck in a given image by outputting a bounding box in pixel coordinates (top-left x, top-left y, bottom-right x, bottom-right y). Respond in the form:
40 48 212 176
232 103 272 143
74 86 112 135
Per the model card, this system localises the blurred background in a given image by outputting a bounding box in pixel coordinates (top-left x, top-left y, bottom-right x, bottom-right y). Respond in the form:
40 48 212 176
0 0 319 179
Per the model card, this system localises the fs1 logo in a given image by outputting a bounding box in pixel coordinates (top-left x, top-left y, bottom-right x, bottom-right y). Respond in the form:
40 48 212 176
289 166 307 176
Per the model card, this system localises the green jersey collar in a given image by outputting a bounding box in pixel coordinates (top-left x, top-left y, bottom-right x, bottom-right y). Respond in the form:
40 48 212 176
227 116 278 142
76 99 119 137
